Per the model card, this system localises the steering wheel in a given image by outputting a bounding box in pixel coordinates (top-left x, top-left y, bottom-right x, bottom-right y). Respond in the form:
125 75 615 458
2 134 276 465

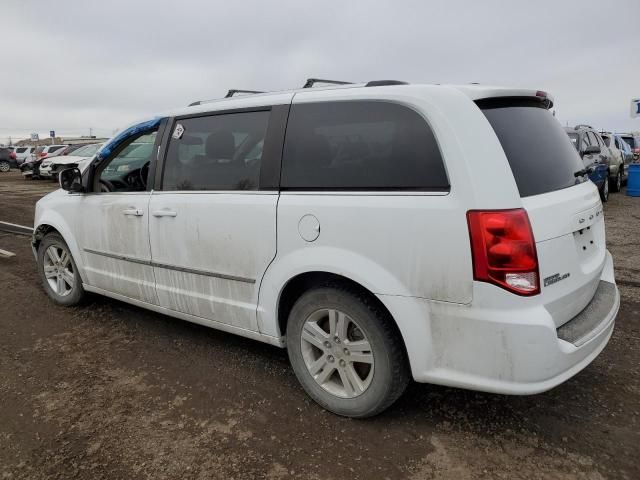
139 161 150 189
99 179 115 192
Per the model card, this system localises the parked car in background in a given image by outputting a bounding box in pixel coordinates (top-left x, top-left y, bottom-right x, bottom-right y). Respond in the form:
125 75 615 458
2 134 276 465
35 83 619 417
35 145 67 162
12 146 36 165
600 132 628 191
59 144 86 157
618 134 635 165
0 147 18 172
45 143 103 181
565 125 612 201
618 133 640 160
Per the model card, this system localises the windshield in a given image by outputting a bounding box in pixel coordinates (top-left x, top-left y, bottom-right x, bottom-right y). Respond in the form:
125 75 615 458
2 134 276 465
567 132 579 150
480 100 585 197
73 143 102 157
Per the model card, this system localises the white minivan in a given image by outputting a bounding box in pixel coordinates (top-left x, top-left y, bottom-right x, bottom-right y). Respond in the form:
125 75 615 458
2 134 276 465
33 81 619 417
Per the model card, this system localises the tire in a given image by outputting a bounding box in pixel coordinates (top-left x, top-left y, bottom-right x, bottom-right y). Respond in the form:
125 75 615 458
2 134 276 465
611 170 622 193
0 160 10 172
287 286 409 418
600 173 609 202
37 233 85 306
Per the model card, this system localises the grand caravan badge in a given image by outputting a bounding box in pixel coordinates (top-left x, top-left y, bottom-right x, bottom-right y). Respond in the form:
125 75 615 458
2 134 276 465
544 272 570 287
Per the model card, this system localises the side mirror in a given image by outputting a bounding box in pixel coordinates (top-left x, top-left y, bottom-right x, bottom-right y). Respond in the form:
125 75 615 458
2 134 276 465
583 145 601 156
59 167 84 192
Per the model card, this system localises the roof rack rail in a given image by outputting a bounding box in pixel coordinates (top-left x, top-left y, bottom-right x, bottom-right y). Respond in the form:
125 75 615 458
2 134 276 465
188 89 265 106
225 89 265 98
365 80 408 87
303 78 353 88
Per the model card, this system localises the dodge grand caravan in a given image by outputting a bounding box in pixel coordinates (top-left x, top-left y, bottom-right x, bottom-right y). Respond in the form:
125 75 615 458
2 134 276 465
33 80 619 417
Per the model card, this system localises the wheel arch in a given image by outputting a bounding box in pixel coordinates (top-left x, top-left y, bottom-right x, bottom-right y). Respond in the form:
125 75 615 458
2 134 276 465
268 270 434 379
33 216 88 284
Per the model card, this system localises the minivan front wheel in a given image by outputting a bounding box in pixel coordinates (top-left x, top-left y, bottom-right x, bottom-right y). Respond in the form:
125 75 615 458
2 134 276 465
37 233 85 306
287 286 409 417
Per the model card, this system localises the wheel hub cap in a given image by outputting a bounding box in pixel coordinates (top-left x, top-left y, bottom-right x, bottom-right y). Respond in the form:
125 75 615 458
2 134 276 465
300 308 374 398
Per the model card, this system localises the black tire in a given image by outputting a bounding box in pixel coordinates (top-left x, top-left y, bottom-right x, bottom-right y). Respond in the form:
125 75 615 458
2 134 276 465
600 173 609 202
37 233 85 306
611 170 622 193
0 160 10 172
287 286 409 418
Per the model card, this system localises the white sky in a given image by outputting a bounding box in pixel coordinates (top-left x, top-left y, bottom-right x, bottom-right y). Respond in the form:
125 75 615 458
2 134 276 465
1 0 639 144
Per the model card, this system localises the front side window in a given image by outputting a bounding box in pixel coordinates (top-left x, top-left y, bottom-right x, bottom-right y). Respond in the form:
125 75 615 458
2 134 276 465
281 101 448 191
162 110 269 191
98 131 157 192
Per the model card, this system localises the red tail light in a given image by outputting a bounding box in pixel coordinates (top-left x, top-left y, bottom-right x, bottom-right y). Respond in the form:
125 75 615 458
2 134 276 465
467 209 540 296
9 151 16 160
634 148 640 154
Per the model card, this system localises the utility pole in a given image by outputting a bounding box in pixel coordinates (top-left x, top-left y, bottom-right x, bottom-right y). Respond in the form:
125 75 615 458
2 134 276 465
89 127 93 138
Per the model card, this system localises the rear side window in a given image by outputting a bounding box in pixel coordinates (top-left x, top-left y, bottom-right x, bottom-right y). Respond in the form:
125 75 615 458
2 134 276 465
162 111 269 191
281 101 448 191
48 146 65 153
479 100 584 197
16 147 27 153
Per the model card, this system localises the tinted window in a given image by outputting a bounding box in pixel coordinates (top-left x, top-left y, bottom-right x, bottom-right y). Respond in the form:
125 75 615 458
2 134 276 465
601 135 611 147
281 101 448 190
48 146 65 153
480 101 584 197
16 147 27 153
162 111 269 191
581 133 591 149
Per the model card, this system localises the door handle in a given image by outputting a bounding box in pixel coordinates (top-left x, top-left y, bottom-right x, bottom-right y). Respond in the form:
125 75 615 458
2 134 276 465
122 208 144 216
152 209 177 217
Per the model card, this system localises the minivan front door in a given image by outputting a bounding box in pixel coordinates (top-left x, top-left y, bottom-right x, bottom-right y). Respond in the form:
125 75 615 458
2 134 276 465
148 106 287 333
75 129 160 305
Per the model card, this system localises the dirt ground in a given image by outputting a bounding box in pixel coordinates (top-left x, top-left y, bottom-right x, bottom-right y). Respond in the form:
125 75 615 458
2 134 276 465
1 170 639 479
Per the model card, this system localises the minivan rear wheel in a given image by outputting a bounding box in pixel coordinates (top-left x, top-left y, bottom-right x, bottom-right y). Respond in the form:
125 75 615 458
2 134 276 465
37 233 85 306
286 286 409 417
0 160 10 172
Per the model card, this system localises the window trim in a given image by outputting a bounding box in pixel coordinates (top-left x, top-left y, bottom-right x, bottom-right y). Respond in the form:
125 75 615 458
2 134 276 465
279 99 450 193
157 105 287 192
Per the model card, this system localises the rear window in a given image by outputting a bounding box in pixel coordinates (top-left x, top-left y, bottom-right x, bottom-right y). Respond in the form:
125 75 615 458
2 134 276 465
281 101 449 191
479 99 585 197
16 147 27 153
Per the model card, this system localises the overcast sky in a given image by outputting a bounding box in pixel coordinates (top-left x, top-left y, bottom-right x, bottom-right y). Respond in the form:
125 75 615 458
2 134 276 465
1 0 639 144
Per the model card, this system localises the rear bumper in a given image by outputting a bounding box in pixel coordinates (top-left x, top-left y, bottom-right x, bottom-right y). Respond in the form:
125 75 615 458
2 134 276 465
400 251 618 394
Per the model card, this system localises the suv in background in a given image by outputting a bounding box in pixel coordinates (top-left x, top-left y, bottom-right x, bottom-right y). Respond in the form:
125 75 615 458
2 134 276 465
0 147 18 172
618 133 640 160
565 125 612 201
600 132 628 191
13 146 36 165
35 82 618 417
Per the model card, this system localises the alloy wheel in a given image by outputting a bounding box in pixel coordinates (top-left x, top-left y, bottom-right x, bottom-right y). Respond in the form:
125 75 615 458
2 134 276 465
300 308 374 398
0 161 10 172
43 245 75 297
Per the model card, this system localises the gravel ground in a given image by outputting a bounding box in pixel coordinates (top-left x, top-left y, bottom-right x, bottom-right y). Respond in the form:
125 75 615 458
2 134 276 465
1 170 639 479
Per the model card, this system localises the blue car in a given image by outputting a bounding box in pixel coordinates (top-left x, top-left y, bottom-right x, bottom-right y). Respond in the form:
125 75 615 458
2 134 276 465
564 125 612 202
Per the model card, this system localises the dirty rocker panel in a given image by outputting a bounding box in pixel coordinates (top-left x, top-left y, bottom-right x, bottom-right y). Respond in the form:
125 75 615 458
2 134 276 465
83 247 256 284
